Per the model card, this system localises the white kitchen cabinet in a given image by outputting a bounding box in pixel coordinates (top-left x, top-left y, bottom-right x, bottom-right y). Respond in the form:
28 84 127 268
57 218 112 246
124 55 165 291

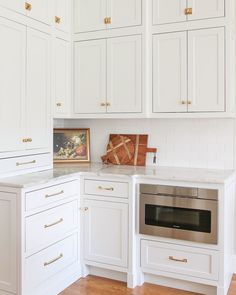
26 28 51 150
153 27 225 113
0 0 24 14
54 0 70 33
153 32 187 113
188 28 225 112
74 0 141 33
54 38 71 117
83 199 128 267
0 192 17 294
107 35 142 113
0 18 26 153
152 0 224 25
25 0 51 25
74 36 142 114
74 39 107 114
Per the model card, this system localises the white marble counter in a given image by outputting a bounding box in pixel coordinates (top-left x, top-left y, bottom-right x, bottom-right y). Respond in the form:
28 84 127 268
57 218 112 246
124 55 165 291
0 163 234 188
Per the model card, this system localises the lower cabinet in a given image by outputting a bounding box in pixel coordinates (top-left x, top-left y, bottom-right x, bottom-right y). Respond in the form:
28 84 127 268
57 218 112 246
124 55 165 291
83 199 128 268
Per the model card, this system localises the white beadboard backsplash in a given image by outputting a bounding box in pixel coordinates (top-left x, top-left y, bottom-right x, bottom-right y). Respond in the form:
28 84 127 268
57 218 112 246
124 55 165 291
54 118 235 170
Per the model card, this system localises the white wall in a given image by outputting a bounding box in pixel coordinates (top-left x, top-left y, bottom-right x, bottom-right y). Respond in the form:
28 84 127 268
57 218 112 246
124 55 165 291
54 118 235 170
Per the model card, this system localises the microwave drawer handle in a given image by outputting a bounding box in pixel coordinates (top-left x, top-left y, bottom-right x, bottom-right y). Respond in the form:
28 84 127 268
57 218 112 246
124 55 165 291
45 190 64 198
98 186 114 191
169 256 188 263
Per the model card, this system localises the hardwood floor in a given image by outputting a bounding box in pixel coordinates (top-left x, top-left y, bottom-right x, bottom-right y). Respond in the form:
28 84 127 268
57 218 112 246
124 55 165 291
60 275 236 295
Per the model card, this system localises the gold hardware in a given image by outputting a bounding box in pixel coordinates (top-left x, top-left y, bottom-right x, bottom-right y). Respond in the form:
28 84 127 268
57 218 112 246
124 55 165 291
16 160 36 166
188 101 192 105
106 102 111 107
181 101 186 105
22 138 28 143
56 103 62 107
27 138 32 142
44 253 63 267
55 16 61 24
25 2 32 11
169 256 188 263
45 190 64 198
104 17 112 24
98 186 114 191
84 207 89 211
185 8 192 15
100 103 106 107
44 218 64 229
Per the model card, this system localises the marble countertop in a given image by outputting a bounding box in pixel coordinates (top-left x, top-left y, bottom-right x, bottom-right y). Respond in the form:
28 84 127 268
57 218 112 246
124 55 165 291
0 163 234 189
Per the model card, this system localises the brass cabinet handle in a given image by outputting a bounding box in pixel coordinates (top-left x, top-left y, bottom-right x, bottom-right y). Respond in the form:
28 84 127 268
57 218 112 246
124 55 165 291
104 17 112 24
185 8 192 15
100 102 106 106
98 186 114 191
181 101 187 105
44 253 63 267
169 256 188 263
25 2 32 11
22 138 32 143
56 103 62 107
44 218 63 229
55 16 61 24
45 190 64 198
16 160 36 166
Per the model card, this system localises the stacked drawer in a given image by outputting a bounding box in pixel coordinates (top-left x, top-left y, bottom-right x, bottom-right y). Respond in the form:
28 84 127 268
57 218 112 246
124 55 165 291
24 179 79 290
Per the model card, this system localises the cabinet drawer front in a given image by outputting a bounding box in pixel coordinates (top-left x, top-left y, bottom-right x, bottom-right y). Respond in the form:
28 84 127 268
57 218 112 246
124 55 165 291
0 153 51 175
25 180 78 211
141 240 219 280
25 201 78 254
84 179 128 198
25 234 77 290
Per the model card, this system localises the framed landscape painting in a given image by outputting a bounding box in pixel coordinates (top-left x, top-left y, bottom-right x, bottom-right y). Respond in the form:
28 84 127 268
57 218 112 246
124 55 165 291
53 128 90 163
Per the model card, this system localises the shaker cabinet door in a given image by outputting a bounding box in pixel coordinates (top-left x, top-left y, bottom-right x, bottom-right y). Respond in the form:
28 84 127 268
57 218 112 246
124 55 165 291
187 0 224 20
108 0 141 29
153 32 187 113
188 28 225 112
0 18 26 153
26 28 51 150
74 39 107 114
83 199 128 267
74 0 107 33
152 0 187 25
107 35 142 113
54 38 70 117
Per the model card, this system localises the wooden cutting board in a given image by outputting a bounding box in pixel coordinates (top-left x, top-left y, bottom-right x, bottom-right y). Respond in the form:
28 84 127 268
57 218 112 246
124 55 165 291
101 134 157 166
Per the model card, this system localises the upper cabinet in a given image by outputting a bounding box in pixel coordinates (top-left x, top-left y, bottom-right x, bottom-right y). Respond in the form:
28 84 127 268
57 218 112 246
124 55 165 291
153 0 224 25
74 0 142 33
54 0 70 33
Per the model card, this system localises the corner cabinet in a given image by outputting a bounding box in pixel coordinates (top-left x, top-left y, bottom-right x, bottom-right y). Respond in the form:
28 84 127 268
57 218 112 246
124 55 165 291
152 0 224 25
74 0 142 33
74 35 142 114
153 27 225 113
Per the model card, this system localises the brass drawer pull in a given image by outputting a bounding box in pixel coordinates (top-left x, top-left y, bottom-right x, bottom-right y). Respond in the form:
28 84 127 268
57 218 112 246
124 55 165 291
44 253 63 267
55 16 61 24
16 160 36 166
169 256 188 263
98 186 114 191
185 8 192 15
44 218 63 229
22 138 32 143
45 190 64 198
25 2 32 11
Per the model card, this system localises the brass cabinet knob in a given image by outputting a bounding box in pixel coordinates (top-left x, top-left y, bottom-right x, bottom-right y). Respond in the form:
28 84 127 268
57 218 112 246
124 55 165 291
100 102 106 106
181 101 187 105
55 16 61 24
84 207 89 211
25 2 32 11
22 138 28 143
185 8 192 15
188 101 192 105
27 138 32 142
56 103 62 107
104 17 112 24
106 102 111 107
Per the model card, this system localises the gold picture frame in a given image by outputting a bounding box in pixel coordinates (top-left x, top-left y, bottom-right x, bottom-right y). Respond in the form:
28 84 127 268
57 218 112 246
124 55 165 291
53 128 90 163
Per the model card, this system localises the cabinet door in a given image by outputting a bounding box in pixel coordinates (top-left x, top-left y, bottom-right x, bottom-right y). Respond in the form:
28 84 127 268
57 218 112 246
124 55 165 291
25 0 51 25
74 40 107 114
0 0 24 14
153 32 187 113
84 199 128 267
26 28 51 150
0 18 26 153
55 0 70 33
107 35 142 113
108 0 141 29
188 28 225 112
74 0 107 33
187 0 224 20
152 0 186 25
54 38 70 117
0 192 17 293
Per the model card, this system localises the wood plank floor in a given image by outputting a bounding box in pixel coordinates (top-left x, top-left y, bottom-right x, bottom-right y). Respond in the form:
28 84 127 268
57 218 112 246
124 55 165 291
60 274 236 295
